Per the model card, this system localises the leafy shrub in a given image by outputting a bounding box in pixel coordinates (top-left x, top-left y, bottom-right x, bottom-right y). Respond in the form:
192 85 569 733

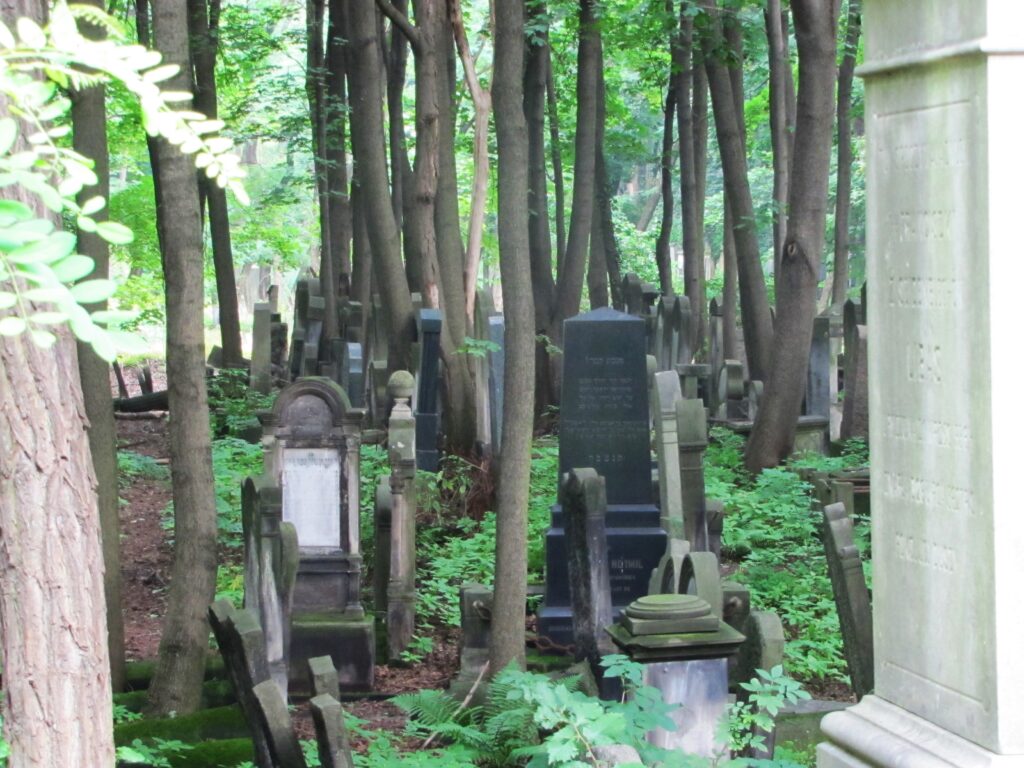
117 450 168 488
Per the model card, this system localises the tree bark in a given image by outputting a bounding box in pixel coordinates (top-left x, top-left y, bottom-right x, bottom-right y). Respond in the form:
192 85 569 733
676 5 701 345
187 0 243 365
697 0 772 381
693 54 709 354
326 0 353 296
587 41 610 310
450 0 490 322
766 0 791 280
384 0 413 282
551 0 599 338
0 6 115 764
598 156 623 310
545 46 567 274
722 205 739 359
722 11 745 364
71 0 125 694
348 0 414 368
145 0 220 717
490 0 534 675
655 26 678 297
832 0 860 307
746 0 839 472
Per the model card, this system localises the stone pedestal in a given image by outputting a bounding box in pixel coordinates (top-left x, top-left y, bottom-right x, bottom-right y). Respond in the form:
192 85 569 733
818 1 1024 764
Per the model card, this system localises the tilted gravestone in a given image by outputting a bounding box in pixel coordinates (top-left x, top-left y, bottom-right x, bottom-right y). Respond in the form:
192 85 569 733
208 600 275 768
413 308 443 472
561 468 615 677
822 502 873 700
262 378 374 692
252 679 306 768
677 397 709 551
241 478 299 696
310 694 355 768
538 307 664 645
385 371 417 661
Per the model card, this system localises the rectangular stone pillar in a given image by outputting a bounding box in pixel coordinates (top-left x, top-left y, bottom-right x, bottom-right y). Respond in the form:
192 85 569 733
818 2 1024 765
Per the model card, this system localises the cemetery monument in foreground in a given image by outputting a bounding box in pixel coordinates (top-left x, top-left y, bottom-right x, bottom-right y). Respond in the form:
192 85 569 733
817 0 1024 764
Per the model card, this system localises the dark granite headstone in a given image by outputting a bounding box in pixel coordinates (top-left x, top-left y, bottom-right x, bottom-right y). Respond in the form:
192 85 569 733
342 342 364 408
487 315 505 453
806 314 831 418
538 308 664 645
414 309 443 471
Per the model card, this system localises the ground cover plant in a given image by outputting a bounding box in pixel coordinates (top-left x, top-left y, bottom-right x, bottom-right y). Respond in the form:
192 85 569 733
708 428 870 685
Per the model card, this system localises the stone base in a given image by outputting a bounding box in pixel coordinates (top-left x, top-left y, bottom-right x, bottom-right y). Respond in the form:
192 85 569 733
817 696 1024 767
289 613 374 696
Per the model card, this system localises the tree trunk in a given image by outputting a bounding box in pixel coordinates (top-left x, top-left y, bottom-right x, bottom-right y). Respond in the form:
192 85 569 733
693 54 709 354
545 46 567 273
349 0 414 368
0 7 115 764
326 0 353 296
490 0 534 676
450 0 490 322
698 0 772 381
587 42 610 310
832 0 860 307
551 0 599 338
722 11 745 364
677 6 701 346
746 0 839 472
598 157 624 310
145 0 220 717
384 0 413 283
71 0 125 694
722 205 739 359
766 0 791 280
307 0 341 340
655 20 678 297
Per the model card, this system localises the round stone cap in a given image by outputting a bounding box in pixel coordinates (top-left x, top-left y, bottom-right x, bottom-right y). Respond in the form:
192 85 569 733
387 370 415 399
625 593 712 621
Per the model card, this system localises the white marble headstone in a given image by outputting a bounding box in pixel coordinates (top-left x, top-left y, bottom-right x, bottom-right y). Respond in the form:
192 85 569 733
282 448 341 550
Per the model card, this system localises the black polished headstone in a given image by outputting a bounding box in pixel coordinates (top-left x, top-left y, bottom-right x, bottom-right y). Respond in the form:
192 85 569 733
538 308 664 645
414 309 443 472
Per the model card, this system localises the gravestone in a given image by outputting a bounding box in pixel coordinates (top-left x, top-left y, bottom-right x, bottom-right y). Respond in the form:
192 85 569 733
472 290 495 450
310 694 355 768
262 378 374 692
677 397 709 550
652 372 684 536
241 479 299 696
487 314 505 453
341 342 364 409
806 314 831 419
449 584 493 701
818 2 1024 764
561 469 615 677
839 323 868 441
372 477 391 622
208 601 274 768
252 679 306 768
250 302 273 394
538 307 664 645
822 502 873 700
385 371 417 661
413 309 443 472
622 274 644 316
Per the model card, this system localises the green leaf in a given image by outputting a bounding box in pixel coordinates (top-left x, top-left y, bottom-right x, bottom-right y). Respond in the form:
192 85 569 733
52 255 95 283
90 309 138 326
77 216 97 233
70 279 117 304
106 329 149 355
0 316 27 336
0 292 15 310
22 287 66 303
80 196 105 216
30 311 67 325
29 328 56 348
95 221 134 245
8 231 76 265
0 119 17 156
89 327 116 361
143 64 180 83
16 17 47 48
0 20 15 48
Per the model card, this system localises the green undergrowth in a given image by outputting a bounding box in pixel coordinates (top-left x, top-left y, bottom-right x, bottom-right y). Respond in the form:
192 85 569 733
708 428 869 684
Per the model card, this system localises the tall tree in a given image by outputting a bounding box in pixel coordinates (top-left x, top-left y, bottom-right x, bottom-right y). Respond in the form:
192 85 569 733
490 0 535 675
187 0 243 364
145 0 219 716
0 6 115 763
71 0 125 694
832 0 860 307
655 0 679 297
325 0 353 296
348 0 414 368
721 10 746 362
746 0 839 471
697 0 772 380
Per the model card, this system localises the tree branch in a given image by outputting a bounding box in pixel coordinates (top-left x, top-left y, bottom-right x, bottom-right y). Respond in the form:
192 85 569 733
375 0 421 53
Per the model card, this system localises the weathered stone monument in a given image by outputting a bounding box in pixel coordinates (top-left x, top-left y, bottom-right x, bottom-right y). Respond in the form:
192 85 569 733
818 2 1024 763
538 307 664 644
250 302 273 394
262 378 373 692
385 371 417 661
